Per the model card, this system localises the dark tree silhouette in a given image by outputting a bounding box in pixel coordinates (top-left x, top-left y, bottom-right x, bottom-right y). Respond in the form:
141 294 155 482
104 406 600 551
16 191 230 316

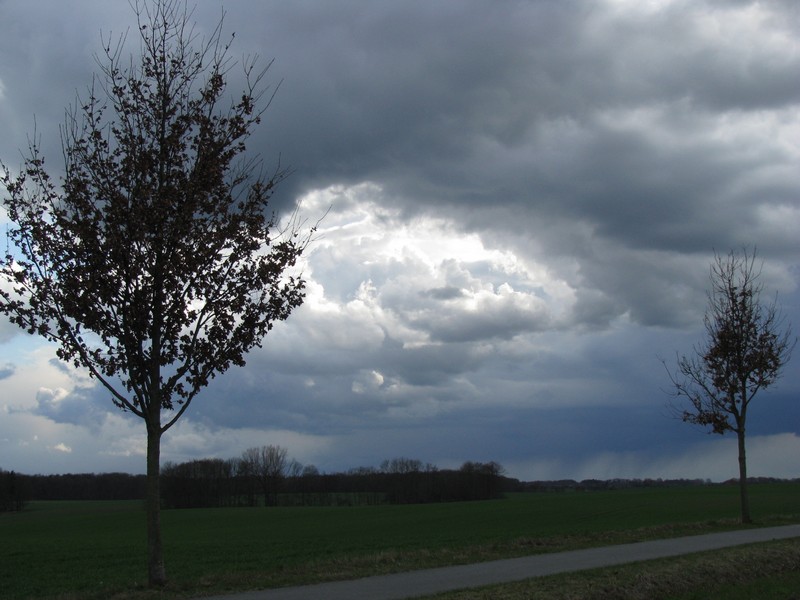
257 444 288 506
239 444 288 506
0 0 311 585
666 248 794 523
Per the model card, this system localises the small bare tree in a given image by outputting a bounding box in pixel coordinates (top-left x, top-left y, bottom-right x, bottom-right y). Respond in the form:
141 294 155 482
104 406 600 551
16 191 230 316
380 457 423 474
1 0 311 585
666 248 794 523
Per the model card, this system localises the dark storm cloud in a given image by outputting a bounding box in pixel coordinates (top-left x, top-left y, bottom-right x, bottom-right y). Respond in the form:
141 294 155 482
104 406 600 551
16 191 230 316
218 0 800 331
4 1 797 262
241 0 800 223
1 0 798 479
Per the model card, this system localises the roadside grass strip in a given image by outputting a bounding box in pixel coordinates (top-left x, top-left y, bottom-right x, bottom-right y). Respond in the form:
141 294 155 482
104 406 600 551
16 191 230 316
422 539 800 600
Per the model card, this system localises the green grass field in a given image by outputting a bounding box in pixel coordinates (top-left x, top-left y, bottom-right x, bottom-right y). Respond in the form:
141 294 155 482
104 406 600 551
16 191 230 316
1 483 799 600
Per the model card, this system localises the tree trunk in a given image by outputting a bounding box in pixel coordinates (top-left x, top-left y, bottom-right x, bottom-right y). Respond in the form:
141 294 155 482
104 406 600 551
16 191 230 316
146 411 167 586
736 428 751 524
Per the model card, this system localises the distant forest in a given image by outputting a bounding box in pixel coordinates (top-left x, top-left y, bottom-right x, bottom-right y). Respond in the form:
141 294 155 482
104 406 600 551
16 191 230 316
160 455 511 508
2 457 794 512
1 453 511 509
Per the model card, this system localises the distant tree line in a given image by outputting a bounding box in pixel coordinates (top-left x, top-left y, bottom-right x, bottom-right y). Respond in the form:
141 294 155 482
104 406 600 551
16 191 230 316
521 477 799 493
0 470 145 508
523 478 712 493
293 458 512 507
6 457 796 512
160 448 515 508
0 469 30 511
25 472 147 500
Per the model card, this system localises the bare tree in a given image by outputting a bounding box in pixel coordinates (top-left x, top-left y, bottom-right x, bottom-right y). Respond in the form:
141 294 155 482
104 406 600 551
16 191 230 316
239 445 289 505
287 458 304 478
0 0 311 586
301 464 320 477
665 248 794 523
258 444 288 505
380 457 423 474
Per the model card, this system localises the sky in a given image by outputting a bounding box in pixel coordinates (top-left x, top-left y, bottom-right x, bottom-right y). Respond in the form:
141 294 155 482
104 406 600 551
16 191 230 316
0 0 798 482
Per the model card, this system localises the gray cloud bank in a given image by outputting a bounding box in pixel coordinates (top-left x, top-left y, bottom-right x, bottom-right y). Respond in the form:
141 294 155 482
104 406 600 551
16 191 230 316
1 0 798 479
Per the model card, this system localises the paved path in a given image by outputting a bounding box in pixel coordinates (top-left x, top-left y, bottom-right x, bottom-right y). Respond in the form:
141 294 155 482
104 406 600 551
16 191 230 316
199 524 800 600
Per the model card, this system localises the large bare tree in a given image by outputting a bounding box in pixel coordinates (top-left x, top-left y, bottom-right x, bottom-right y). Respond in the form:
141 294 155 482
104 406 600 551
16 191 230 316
256 444 289 505
666 248 794 523
238 444 289 506
0 0 311 586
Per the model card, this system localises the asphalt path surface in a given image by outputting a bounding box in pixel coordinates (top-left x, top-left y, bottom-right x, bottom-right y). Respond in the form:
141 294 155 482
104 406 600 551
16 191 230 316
199 524 800 600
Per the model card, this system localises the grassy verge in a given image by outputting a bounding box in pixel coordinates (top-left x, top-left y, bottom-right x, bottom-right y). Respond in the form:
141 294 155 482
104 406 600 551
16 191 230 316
422 539 800 600
1 483 798 599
